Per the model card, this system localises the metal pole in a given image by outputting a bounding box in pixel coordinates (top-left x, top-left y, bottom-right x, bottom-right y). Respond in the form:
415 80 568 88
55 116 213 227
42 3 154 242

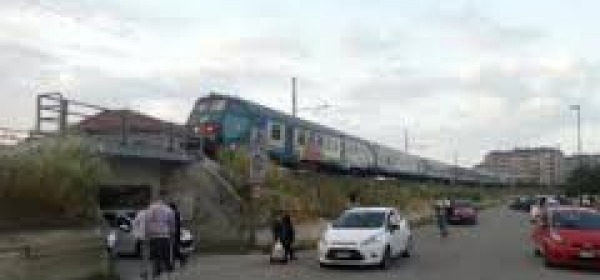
577 107 581 156
292 77 297 117
404 127 408 152
570 104 582 168
452 150 458 186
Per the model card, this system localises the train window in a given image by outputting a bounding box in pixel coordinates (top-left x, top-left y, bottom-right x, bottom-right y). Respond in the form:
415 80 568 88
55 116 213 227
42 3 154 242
196 102 209 112
297 130 306 146
210 100 227 111
271 123 282 141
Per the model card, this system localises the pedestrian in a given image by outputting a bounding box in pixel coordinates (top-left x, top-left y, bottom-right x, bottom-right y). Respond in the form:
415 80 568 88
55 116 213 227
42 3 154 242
144 192 176 278
531 197 547 223
434 200 448 237
271 211 283 244
169 202 186 268
132 208 150 279
280 213 296 261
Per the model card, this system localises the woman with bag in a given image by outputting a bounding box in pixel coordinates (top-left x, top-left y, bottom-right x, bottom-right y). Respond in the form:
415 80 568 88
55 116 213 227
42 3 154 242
270 212 287 263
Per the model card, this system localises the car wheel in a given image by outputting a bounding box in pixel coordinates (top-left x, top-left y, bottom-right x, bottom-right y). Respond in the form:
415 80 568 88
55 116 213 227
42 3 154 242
379 246 392 270
319 262 329 269
401 237 412 258
533 246 541 257
543 256 555 268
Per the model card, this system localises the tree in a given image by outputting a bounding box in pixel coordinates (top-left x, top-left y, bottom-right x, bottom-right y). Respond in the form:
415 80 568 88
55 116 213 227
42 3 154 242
564 165 600 195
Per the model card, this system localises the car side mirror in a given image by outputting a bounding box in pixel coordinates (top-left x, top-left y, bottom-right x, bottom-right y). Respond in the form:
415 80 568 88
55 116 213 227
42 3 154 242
388 224 400 232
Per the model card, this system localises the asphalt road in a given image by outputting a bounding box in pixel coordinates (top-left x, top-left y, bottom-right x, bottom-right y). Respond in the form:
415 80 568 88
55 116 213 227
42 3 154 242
118 207 599 280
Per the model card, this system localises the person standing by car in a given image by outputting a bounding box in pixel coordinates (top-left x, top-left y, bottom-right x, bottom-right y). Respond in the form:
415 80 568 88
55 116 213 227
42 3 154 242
281 213 296 261
530 197 547 223
168 202 186 267
434 200 448 237
144 193 176 278
132 208 150 279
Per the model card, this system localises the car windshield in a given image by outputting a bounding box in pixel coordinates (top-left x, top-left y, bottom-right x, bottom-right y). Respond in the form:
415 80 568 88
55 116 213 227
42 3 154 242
552 211 600 230
332 211 386 229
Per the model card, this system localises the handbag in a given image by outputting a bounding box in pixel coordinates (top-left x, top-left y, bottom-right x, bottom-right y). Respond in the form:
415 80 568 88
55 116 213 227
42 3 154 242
270 240 287 263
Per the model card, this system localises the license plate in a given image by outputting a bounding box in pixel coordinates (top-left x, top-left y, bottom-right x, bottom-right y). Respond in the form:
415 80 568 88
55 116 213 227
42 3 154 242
336 252 351 259
579 251 595 259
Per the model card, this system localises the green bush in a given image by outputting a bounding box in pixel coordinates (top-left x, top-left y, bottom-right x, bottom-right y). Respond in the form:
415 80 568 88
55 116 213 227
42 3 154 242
216 148 504 223
0 137 109 229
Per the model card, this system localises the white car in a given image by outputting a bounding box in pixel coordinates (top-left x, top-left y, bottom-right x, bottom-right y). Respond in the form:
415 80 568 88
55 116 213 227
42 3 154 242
318 207 412 269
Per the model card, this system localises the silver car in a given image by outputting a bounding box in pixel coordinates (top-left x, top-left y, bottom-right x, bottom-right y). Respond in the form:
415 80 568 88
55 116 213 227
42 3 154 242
104 210 194 258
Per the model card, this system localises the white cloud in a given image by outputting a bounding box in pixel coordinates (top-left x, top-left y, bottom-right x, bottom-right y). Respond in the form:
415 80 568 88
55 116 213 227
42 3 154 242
2 0 600 166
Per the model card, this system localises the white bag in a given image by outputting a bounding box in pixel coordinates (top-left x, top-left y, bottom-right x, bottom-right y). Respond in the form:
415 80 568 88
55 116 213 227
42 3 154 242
270 241 286 263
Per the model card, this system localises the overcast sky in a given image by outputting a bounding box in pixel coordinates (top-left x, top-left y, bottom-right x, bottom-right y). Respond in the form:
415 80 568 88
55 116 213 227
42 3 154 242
2 0 599 165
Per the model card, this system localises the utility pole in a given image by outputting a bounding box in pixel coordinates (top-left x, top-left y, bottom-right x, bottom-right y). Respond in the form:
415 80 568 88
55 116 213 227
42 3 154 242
452 150 458 186
404 127 409 152
291 77 297 117
570 104 582 166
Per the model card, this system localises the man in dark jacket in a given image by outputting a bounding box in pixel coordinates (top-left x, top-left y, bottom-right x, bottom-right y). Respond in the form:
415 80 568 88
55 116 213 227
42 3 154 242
281 213 295 261
168 202 186 267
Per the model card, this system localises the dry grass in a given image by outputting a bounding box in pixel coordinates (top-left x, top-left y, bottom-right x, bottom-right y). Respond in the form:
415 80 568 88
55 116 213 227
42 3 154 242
0 137 109 231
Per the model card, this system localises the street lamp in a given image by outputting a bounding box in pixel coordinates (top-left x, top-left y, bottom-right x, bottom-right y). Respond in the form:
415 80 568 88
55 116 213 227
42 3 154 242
569 104 582 156
570 104 582 172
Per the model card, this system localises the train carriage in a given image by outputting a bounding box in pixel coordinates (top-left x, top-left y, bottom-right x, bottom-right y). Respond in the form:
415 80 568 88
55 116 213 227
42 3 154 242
186 93 506 185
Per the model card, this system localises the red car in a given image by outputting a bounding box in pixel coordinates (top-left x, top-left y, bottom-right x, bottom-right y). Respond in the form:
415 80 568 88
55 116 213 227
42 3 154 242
532 206 600 268
447 200 478 225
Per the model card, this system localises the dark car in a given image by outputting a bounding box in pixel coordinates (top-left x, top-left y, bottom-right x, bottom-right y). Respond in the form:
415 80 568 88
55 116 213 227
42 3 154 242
509 196 536 212
447 200 478 225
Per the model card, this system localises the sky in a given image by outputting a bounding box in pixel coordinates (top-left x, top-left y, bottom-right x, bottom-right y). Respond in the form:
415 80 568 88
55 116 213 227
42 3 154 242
1 0 599 165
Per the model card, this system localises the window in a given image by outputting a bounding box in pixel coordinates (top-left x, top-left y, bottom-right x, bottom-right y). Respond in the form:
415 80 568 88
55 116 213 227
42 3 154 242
297 130 306 146
210 99 227 111
196 102 209 112
271 123 282 141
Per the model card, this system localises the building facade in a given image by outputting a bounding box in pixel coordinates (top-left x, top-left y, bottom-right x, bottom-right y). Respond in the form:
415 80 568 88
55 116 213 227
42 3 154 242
477 148 564 186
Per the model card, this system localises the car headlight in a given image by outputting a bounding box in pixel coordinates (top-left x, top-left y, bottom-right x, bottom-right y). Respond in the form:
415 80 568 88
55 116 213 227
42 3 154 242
107 232 117 249
180 230 192 242
361 234 383 246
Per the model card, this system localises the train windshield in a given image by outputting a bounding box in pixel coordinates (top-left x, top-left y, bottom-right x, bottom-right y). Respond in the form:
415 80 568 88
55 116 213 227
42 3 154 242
196 99 228 113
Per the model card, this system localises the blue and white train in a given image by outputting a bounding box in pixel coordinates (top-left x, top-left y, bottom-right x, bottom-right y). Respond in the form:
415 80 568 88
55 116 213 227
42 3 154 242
186 94 507 186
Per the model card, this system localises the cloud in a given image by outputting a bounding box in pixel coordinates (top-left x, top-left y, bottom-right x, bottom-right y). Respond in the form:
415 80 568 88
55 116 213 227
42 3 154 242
4 0 600 166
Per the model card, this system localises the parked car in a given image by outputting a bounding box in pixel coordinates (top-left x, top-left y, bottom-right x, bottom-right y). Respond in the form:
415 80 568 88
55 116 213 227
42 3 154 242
104 211 194 258
532 206 600 268
318 207 412 269
509 196 536 212
447 200 478 225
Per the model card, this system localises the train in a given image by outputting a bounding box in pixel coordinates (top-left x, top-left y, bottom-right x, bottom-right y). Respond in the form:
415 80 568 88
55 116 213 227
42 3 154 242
186 93 509 186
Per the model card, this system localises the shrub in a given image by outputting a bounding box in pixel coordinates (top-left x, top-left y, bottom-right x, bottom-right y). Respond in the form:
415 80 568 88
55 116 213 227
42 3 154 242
0 137 109 229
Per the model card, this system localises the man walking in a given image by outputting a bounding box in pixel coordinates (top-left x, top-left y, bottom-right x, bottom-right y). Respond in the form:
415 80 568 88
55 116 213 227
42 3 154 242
434 199 449 237
132 208 150 279
145 192 176 278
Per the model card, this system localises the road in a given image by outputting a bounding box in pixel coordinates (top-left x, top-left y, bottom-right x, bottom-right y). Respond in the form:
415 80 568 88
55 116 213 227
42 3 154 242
118 207 599 280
